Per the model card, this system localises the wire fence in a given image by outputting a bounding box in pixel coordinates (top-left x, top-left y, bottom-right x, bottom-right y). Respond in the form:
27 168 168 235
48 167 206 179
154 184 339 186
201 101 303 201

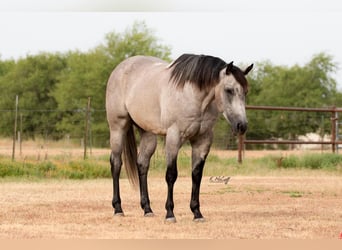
245 105 340 147
238 105 342 163
0 105 237 161
1 101 341 162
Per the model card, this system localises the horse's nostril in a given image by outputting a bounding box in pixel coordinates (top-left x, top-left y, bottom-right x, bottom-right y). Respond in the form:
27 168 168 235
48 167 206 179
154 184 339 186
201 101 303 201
237 122 247 134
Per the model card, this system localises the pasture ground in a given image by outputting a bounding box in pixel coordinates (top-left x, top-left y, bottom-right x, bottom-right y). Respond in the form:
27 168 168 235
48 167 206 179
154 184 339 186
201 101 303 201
1 138 341 239
1 175 341 239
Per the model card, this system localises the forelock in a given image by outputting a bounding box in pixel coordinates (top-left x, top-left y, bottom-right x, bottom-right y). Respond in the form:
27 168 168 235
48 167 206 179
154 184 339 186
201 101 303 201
230 66 249 94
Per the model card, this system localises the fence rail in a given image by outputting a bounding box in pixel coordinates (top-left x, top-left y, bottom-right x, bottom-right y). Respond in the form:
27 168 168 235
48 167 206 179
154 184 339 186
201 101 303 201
238 105 342 163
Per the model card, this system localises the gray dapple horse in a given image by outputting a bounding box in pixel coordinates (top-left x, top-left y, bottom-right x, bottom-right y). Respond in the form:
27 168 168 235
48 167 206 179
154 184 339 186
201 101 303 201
106 54 253 222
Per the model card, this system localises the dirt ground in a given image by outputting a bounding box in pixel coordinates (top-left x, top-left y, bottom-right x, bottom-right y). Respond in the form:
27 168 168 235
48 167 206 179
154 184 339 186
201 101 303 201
0 175 341 239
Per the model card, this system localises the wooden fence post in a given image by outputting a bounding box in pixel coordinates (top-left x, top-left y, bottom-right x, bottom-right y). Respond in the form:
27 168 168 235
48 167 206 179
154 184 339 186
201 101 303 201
331 106 337 153
19 113 23 156
12 95 18 161
84 97 91 160
238 134 244 163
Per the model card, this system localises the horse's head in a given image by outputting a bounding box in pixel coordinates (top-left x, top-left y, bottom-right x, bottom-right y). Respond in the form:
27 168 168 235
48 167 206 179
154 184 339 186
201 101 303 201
215 62 253 135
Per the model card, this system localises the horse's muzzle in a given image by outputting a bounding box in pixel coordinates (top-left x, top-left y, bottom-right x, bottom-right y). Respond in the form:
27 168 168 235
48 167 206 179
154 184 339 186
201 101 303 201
236 121 248 135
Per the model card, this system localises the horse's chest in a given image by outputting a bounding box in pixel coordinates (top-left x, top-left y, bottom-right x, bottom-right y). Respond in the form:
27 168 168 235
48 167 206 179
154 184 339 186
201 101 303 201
198 116 216 134
180 113 216 139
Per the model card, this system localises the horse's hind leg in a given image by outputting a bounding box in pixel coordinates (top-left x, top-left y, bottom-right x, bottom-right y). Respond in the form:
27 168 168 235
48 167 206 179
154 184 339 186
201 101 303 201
137 130 157 216
109 127 126 216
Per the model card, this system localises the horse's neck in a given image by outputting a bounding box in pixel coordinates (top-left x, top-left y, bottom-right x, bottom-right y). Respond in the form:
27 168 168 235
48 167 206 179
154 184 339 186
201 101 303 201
201 88 216 113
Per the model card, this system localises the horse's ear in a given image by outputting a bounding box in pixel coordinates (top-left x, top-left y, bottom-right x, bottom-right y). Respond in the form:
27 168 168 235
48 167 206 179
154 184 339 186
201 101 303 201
244 64 253 75
226 61 234 75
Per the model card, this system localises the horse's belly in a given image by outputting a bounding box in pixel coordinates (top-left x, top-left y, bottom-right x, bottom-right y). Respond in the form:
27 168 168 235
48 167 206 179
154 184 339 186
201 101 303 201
137 119 167 135
128 106 167 135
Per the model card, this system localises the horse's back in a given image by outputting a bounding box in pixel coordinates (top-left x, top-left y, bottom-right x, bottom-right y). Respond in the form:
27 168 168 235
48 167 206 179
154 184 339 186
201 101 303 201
107 55 168 91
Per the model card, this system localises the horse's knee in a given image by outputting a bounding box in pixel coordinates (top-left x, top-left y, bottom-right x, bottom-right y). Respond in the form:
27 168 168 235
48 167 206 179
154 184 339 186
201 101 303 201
192 158 205 179
137 163 149 176
110 153 122 176
165 163 178 184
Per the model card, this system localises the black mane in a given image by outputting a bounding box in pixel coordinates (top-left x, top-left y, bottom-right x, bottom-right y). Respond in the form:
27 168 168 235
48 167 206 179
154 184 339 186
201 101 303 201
169 54 227 91
168 54 249 93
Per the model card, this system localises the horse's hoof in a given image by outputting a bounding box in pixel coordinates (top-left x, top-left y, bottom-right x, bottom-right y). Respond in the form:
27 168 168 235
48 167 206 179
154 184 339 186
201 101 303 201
165 217 177 223
193 217 205 223
114 212 124 217
144 212 155 217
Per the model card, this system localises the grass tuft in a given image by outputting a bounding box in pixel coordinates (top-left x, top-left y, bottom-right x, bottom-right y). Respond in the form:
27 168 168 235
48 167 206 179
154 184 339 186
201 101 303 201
272 153 342 170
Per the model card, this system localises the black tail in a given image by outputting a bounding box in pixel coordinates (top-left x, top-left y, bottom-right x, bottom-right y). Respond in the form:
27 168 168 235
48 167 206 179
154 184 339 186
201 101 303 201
122 125 139 187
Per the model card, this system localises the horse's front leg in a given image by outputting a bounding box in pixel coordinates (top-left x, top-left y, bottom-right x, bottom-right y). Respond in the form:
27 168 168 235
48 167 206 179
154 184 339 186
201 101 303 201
189 132 213 222
164 128 181 223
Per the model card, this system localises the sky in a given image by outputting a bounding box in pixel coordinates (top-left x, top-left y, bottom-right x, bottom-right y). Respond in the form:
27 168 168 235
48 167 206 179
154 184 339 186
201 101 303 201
1 0 342 85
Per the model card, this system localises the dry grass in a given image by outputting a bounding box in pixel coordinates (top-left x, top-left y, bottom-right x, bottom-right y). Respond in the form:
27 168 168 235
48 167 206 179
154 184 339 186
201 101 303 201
0 176 341 239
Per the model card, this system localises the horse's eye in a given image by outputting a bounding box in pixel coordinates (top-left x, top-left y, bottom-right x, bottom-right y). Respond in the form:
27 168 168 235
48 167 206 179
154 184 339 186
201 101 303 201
225 88 234 95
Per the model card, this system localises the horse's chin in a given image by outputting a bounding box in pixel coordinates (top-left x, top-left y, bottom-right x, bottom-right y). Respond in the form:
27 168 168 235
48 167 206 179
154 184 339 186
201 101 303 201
230 128 247 136
223 111 247 135
230 130 239 136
